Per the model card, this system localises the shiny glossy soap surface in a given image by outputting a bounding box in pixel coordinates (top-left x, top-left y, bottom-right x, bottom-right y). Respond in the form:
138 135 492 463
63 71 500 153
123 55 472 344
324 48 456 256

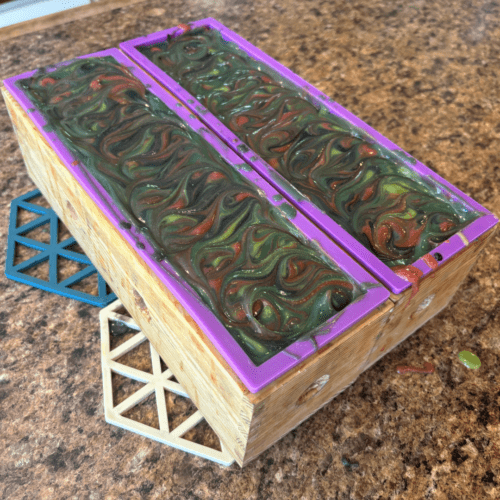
138 27 480 269
17 55 360 365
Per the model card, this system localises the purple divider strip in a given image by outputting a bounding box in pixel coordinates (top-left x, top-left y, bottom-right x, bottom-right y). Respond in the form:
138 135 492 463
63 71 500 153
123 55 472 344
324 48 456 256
119 18 498 295
3 48 389 393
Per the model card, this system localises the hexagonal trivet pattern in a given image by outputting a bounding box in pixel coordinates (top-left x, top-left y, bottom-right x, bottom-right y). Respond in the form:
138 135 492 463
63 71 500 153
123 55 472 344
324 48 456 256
5 189 116 307
99 299 235 466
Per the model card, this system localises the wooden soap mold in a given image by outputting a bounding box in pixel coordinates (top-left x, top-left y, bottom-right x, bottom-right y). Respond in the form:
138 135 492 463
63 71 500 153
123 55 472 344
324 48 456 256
3 43 495 466
1 83 392 464
120 17 498 295
4 40 492 465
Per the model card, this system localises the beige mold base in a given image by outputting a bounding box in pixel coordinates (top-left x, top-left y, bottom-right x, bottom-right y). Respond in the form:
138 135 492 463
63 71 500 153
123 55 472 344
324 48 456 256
100 299 235 466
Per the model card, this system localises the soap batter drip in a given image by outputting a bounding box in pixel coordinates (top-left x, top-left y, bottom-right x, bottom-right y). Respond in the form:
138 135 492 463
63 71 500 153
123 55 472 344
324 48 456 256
396 362 435 374
140 27 480 268
18 56 359 365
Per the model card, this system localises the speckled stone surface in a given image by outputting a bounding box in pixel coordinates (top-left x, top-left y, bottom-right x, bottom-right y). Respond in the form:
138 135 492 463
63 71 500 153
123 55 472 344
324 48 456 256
1 1 499 498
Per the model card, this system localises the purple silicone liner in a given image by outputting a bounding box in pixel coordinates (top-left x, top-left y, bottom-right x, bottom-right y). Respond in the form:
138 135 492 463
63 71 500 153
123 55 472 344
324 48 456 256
119 18 498 294
4 48 389 393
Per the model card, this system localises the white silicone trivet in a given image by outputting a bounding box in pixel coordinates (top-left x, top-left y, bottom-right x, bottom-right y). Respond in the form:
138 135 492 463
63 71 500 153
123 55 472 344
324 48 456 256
99 300 235 466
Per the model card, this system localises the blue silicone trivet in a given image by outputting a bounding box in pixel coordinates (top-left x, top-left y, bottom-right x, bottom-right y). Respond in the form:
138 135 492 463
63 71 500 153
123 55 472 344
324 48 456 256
5 189 116 307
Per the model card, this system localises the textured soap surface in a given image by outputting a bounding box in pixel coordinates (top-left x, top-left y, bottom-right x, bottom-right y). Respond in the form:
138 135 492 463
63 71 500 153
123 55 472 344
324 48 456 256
16 55 361 366
138 27 481 269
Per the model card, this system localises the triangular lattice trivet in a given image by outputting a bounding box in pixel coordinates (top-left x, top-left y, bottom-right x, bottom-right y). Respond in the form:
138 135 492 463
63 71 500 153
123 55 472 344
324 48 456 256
5 189 116 307
99 300 235 466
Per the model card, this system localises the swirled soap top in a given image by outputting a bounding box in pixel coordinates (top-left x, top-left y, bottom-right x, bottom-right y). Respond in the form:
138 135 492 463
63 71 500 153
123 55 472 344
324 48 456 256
16 56 361 366
138 27 480 269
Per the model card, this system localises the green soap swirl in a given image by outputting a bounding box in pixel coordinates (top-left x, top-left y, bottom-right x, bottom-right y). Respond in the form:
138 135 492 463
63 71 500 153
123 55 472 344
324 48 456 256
17 56 360 365
139 27 481 268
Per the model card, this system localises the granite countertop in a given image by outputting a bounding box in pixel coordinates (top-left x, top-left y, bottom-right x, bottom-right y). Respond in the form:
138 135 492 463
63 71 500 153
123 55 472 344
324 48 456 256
1 0 499 498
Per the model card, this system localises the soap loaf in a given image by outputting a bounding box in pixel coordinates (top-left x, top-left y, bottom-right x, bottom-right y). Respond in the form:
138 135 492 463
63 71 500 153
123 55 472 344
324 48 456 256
120 19 497 369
